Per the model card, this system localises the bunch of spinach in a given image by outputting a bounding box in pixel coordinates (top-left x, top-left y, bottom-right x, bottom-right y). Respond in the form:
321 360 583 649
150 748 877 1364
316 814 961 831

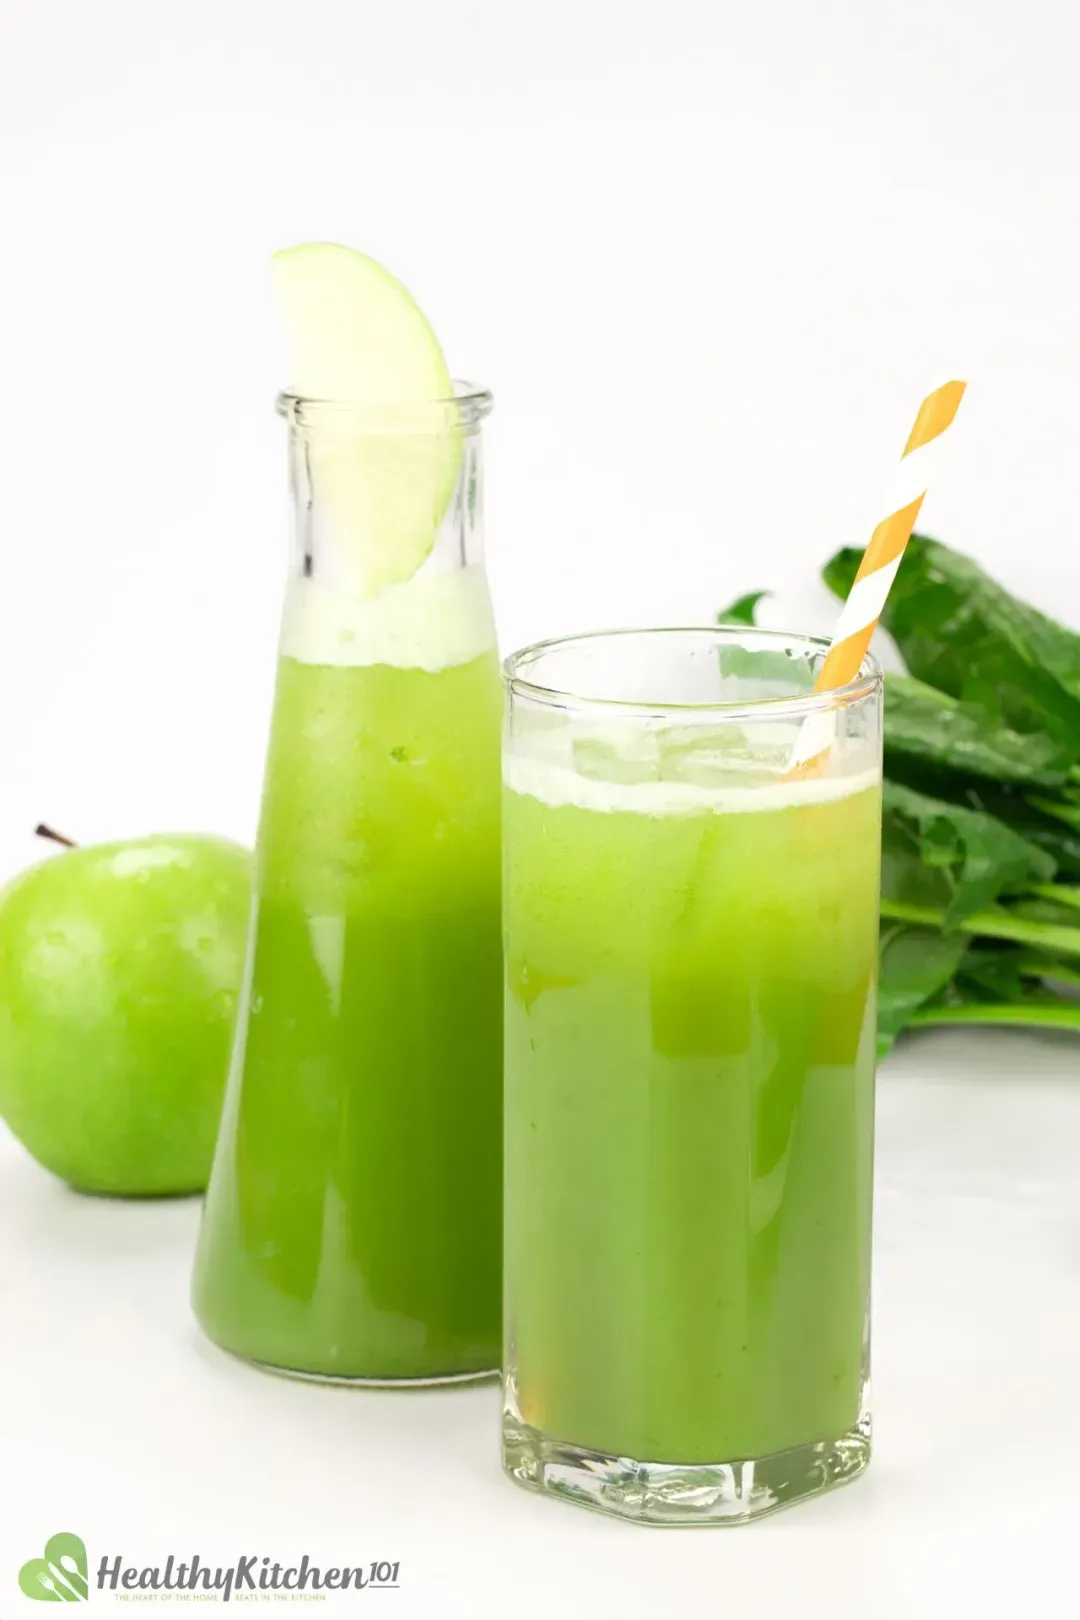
720 535 1080 1055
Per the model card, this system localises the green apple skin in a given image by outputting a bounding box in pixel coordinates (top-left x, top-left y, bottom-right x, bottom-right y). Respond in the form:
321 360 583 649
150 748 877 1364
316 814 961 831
0 835 251 1196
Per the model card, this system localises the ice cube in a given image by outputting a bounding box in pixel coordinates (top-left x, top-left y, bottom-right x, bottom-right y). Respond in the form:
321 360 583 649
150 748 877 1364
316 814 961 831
572 727 660 784
656 724 786 787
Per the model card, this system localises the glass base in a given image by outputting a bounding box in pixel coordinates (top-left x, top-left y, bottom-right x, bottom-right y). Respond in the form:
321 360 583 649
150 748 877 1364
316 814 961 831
263 1360 501 1389
502 1385 871 1526
206 1337 500 1389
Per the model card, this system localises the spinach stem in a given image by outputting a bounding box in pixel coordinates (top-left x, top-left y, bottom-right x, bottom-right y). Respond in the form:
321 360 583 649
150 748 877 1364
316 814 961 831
1012 953 1080 989
1029 795 1080 832
879 898 1080 958
1031 883 1080 913
909 1001 1080 1033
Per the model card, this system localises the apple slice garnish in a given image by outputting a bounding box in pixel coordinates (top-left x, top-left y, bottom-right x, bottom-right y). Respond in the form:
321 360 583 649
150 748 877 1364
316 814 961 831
273 243 461 597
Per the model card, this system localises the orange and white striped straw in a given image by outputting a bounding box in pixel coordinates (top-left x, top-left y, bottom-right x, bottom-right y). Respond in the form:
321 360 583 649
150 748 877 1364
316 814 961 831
789 378 967 768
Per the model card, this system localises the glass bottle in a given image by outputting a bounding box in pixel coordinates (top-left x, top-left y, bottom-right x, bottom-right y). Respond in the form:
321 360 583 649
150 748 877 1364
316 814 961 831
193 384 502 1382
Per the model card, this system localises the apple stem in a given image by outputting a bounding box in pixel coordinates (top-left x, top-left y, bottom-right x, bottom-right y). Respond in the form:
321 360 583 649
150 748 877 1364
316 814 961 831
35 824 77 849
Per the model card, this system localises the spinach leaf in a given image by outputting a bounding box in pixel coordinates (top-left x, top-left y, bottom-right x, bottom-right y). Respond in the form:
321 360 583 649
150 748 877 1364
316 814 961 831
954 945 1035 1002
877 924 968 1057
960 785 1080 875
713 592 808 690
1012 824 1080 879
881 817 954 912
716 591 768 626
880 759 1080 879
824 536 1080 753
883 672 1074 786
883 780 1056 926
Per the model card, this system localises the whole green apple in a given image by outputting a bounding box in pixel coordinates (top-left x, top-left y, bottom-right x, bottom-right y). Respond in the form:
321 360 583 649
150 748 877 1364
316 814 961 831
0 831 250 1196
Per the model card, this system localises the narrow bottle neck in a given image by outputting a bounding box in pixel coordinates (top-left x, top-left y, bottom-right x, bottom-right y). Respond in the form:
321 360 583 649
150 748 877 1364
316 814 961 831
280 421 494 671
286 420 487 591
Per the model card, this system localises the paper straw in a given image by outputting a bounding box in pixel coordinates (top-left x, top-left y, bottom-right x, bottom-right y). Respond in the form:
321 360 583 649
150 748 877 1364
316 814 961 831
789 378 967 769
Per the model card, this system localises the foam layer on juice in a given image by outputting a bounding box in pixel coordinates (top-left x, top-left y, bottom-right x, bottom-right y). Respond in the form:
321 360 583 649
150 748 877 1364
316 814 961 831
280 563 496 671
505 729 879 818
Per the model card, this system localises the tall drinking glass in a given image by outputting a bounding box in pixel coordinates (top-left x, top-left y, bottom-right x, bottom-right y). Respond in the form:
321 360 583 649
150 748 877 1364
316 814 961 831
502 628 882 1522
193 385 503 1382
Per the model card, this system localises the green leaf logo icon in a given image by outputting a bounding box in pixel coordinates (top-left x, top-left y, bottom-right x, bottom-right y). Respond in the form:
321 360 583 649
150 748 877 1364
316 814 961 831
19 1534 88 1602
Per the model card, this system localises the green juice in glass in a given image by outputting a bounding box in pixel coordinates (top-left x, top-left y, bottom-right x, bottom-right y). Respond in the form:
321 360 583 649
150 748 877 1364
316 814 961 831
194 574 503 1381
504 730 880 1478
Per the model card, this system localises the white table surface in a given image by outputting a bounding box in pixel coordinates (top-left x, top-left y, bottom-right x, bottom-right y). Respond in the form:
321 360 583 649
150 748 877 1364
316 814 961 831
3 1025 1078 1618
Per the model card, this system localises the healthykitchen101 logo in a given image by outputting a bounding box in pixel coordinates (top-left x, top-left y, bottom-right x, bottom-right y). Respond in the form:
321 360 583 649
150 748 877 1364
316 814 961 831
18 1534 401 1603
20 1535 89 1602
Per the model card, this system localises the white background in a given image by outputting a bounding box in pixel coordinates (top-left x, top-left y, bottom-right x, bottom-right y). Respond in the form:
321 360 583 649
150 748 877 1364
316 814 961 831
1 0 1079 1613
3 0 1080 864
